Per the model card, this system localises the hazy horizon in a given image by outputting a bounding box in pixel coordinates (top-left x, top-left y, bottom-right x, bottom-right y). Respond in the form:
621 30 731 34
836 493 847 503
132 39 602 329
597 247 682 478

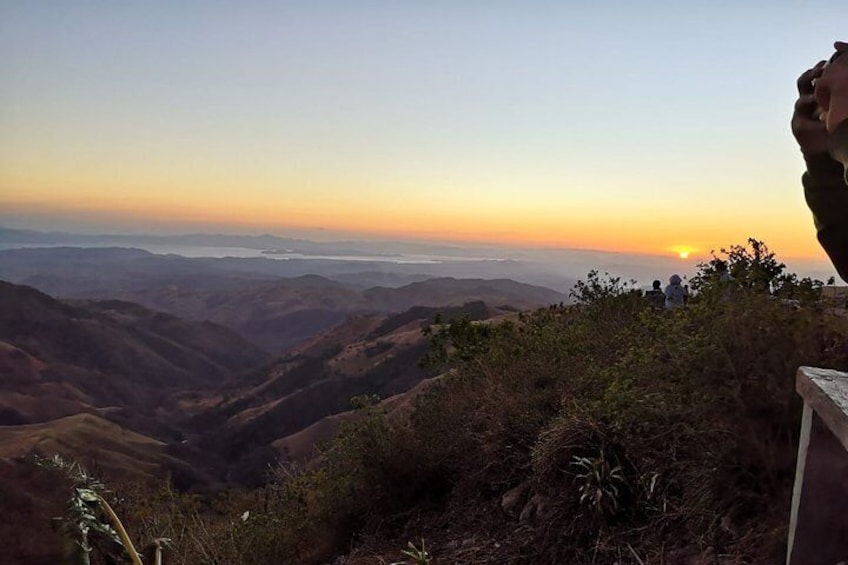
1 222 838 288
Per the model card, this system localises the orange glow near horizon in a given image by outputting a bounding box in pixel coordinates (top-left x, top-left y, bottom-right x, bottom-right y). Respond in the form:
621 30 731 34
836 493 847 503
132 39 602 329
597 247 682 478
0 139 826 261
0 125 829 262
2 186 830 262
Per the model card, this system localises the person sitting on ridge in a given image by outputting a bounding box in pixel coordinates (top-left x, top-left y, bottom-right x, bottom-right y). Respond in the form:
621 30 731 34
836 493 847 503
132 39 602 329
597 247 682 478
793 41 848 280
664 274 689 309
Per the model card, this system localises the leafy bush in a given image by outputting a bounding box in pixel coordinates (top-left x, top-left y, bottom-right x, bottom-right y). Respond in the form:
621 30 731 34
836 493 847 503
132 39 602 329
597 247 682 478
691 238 831 303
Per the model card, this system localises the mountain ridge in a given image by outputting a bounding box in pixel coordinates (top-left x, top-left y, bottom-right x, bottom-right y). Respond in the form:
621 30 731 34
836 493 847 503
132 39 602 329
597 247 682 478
0 247 568 353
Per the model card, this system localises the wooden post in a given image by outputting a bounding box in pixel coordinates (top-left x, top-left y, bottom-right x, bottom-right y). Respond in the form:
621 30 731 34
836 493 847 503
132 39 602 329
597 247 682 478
787 367 848 565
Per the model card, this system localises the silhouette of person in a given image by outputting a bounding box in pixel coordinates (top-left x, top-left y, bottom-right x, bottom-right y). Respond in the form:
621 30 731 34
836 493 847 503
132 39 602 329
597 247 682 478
645 280 665 308
714 260 734 284
664 274 689 309
713 259 735 300
794 41 848 280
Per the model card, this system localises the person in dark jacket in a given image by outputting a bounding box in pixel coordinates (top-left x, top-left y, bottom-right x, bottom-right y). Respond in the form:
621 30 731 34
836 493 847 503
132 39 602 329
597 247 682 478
645 280 665 308
794 41 848 280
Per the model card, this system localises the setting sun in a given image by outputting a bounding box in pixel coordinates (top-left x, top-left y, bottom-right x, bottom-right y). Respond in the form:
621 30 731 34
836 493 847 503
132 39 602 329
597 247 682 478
671 246 694 260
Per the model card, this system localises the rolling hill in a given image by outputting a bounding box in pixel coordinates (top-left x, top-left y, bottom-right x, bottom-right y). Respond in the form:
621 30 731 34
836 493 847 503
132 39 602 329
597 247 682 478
0 279 533 485
188 302 514 483
0 280 269 429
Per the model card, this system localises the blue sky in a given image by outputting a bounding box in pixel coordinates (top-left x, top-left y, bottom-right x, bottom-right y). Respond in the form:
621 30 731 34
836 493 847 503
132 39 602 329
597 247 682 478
1 1 847 260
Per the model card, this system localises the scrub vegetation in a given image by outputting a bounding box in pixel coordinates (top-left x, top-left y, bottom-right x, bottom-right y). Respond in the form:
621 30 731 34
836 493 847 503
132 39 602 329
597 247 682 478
36 240 848 564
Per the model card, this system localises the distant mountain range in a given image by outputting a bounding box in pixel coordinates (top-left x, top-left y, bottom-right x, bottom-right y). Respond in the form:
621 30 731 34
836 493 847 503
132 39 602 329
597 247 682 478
0 225 519 258
0 225 606 290
0 246 567 353
5 224 836 289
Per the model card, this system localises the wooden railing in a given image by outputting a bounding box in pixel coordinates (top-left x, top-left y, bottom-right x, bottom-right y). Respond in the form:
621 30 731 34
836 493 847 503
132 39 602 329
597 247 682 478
787 366 848 564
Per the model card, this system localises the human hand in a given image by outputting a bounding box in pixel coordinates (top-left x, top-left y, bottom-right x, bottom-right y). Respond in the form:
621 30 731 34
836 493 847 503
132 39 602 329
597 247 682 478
815 41 848 133
793 60 830 156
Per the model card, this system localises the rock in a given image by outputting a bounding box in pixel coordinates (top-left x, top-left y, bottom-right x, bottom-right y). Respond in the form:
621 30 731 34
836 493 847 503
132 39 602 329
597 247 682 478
519 494 551 526
501 482 530 517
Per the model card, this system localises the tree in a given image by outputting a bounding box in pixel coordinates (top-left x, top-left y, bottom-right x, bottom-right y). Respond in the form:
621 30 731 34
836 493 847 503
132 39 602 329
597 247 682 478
420 314 497 370
691 238 825 302
569 270 639 305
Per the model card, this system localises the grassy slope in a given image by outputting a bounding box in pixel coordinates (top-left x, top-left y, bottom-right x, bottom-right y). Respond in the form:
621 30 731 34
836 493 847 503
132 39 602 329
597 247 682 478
191 303 505 483
0 413 166 481
192 288 848 564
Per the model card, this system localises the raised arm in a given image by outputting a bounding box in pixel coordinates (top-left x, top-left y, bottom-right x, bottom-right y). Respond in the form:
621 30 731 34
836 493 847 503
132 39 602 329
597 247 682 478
793 47 848 280
815 42 848 175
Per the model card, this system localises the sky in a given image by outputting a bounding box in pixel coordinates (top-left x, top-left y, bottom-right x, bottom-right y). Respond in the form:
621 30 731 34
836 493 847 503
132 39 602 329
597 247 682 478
2 0 847 264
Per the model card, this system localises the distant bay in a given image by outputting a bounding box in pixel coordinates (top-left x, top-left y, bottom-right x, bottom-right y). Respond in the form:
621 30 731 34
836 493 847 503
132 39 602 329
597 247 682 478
0 242 501 265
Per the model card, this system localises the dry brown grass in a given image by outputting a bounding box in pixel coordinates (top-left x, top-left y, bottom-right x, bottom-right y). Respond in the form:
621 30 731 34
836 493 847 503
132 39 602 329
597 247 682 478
0 413 167 481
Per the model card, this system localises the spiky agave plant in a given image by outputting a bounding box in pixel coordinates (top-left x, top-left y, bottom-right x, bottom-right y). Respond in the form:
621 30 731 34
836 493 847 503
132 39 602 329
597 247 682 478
35 454 148 565
391 538 431 565
571 452 627 517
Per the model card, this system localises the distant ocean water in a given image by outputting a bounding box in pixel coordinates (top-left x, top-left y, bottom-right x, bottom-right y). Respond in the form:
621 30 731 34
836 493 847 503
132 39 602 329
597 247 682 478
0 242 500 265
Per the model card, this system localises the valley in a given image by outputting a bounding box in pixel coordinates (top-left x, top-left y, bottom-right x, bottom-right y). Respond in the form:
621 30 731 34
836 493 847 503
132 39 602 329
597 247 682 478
0 245 565 492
